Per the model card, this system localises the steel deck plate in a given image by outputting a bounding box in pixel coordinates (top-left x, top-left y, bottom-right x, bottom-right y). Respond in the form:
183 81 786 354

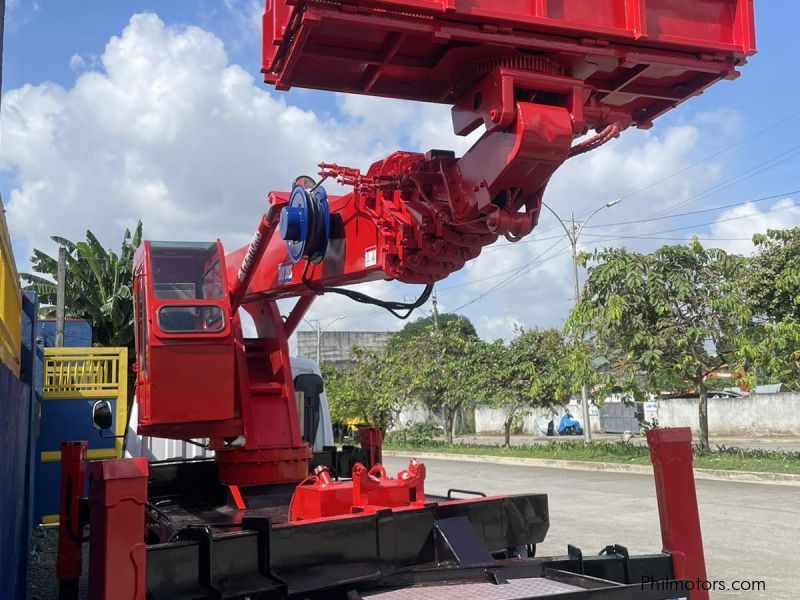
364 577 584 599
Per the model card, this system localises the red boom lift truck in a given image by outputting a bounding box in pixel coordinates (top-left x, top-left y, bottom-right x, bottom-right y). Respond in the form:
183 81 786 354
57 1 756 598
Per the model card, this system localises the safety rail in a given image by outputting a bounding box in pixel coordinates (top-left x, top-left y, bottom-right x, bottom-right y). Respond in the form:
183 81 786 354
0 200 22 378
43 347 129 400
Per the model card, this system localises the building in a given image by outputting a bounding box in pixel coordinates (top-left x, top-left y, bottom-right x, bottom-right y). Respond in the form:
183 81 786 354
296 330 393 368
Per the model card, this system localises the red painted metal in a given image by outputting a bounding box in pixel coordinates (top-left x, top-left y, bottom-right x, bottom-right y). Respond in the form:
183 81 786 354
133 240 238 440
263 0 755 109
359 426 384 468
228 485 247 510
130 0 754 499
647 427 709 600
230 204 286 312
88 458 149 600
289 460 426 521
56 441 88 597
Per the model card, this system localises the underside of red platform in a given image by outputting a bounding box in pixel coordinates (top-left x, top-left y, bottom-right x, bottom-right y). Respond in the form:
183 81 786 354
264 0 755 128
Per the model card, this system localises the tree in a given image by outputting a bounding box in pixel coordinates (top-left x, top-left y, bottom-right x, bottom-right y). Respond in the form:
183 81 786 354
738 228 800 388
737 318 800 390
480 327 570 447
389 313 477 350
396 320 484 443
744 227 800 322
567 240 748 451
322 348 413 430
20 224 143 349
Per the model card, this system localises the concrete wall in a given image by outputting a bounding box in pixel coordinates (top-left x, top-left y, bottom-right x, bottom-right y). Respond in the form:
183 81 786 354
297 330 393 368
471 394 800 437
657 393 800 436
475 401 604 436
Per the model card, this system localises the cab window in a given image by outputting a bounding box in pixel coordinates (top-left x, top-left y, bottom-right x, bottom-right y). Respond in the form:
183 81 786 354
150 242 225 300
158 306 225 333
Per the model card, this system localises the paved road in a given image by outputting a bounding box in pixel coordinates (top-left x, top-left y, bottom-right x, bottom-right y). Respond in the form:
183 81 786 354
454 433 800 452
384 455 798 599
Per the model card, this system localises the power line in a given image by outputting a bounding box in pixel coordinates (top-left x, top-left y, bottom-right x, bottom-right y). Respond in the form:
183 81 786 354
450 240 571 312
580 202 800 242
582 189 800 229
605 143 800 237
611 110 800 205
440 235 570 291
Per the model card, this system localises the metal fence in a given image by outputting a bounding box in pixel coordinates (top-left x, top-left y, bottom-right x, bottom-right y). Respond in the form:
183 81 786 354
0 201 21 377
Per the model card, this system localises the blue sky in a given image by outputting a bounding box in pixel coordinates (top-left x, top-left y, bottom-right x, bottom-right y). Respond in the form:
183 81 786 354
2 1 799 340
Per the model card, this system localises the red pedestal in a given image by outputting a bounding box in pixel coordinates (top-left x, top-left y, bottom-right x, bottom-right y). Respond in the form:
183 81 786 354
647 427 709 600
88 458 149 600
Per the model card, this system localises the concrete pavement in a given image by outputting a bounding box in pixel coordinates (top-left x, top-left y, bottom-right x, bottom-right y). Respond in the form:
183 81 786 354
384 454 799 599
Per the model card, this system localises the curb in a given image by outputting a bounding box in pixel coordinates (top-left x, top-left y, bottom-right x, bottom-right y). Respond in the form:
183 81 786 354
383 450 800 487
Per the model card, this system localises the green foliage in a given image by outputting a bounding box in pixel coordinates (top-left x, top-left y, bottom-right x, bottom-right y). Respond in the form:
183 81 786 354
20 223 143 348
737 228 800 388
478 327 571 446
382 440 800 475
746 227 800 321
388 313 477 351
568 239 749 450
392 319 485 444
737 317 800 390
322 349 412 429
384 419 442 446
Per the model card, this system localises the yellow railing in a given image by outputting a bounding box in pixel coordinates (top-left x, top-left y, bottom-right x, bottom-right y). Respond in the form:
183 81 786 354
42 347 129 458
0 201 22 378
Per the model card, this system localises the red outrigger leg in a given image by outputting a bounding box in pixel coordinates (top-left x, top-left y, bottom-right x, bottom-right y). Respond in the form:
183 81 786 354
87 458 149 600
56 442 88 599
647 427 709 600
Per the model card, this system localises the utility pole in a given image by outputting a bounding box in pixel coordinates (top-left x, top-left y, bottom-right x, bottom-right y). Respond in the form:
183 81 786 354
303 316 347 364
541 200 620 442
431 285 439 330
55 246 67 348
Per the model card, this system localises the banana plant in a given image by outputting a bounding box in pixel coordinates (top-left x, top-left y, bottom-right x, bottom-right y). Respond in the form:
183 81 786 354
20 222 142 348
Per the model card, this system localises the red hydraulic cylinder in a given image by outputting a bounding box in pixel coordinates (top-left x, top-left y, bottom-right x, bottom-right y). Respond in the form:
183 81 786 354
88 458 149 600
57 441 88 600
646 427 709 600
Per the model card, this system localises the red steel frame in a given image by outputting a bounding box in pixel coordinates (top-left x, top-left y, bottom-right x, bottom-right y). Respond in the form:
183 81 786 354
62 427 710 598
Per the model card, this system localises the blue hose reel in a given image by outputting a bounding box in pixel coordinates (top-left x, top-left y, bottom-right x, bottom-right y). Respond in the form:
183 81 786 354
279 180 330 264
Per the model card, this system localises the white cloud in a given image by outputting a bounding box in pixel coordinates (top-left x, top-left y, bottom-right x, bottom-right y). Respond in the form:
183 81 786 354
706 197 800 255
69 53 86 71
1 13 399 251
5 0 41 30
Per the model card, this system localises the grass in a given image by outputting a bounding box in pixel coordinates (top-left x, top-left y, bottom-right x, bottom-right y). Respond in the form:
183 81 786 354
383 440 800 475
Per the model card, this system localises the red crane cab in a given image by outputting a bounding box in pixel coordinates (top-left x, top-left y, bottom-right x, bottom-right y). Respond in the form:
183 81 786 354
133 241 239 439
